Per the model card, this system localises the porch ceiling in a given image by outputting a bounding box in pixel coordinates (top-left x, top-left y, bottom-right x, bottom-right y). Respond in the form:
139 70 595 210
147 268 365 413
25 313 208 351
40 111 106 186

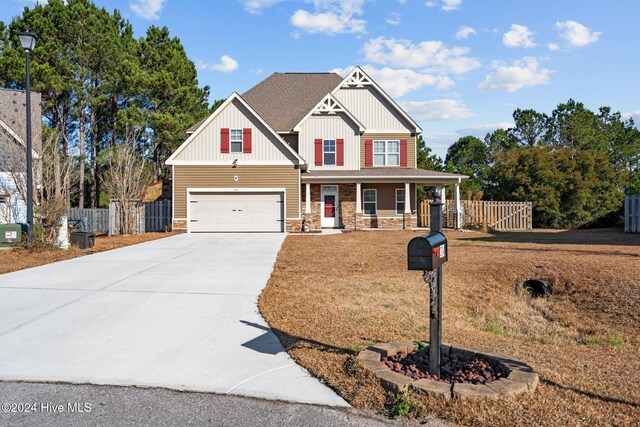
301 168 467 185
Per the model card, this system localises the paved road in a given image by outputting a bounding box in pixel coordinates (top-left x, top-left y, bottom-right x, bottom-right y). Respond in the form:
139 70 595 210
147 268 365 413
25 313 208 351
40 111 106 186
0 233 346 406
0 382 428 427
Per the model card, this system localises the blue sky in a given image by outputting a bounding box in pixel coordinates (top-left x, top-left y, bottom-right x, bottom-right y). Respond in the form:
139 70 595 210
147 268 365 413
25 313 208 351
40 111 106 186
3 0 640 158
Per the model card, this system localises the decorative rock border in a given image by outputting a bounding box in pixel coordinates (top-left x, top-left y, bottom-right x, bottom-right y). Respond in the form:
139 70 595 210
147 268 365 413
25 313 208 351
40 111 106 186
357 341 538 400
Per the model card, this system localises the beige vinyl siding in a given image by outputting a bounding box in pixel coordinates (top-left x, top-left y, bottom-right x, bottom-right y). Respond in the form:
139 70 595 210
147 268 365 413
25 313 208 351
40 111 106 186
333 86 414 132
172 98 298 163
173 165 300 219
362 183 417 216
360 133 416 169
298 113 360 170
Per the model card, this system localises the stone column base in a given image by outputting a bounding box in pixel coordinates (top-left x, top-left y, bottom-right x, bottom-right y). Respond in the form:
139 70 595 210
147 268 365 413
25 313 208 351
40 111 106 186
403 213 414 230
355 212 364 230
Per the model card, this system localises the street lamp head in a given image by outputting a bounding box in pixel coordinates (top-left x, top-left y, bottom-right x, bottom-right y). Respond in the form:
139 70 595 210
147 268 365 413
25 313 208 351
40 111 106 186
17 30 37 52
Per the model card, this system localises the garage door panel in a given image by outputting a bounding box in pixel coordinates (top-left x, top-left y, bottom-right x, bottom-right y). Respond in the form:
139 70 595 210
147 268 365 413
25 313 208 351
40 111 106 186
189 192 284 233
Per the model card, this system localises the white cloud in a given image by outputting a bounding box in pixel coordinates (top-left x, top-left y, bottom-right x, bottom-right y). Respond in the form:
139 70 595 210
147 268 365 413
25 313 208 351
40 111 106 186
503 24 536 48
424 122 513 157
331 65 453 98
458 122 513 135
196 55 239 73
555 20 601 47
547 42 560 51
441 0 462 11
291 0 367 35
241 0 283 14
455 26 476 39
478 57 552 92
401 99 475 121
424 0 461 10
386 12 402 26
130 0 166 20
363 37 481 75
622 111 640 123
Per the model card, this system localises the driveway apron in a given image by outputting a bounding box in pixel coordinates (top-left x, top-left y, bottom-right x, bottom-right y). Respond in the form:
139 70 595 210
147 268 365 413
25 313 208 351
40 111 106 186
0 233 347 406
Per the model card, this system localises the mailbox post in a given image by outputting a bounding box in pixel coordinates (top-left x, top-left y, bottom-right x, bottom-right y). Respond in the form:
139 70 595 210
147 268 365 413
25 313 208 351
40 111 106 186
407 188 446 378
429 189 443 378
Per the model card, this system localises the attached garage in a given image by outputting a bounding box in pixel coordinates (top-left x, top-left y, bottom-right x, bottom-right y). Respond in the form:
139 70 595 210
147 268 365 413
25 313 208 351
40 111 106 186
188 190 285 233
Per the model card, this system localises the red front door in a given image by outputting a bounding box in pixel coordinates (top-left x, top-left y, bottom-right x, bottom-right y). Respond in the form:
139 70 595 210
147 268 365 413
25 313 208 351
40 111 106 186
324 195 335 218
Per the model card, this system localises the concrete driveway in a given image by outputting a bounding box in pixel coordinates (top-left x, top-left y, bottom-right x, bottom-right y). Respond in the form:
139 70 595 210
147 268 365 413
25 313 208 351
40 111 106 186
0 233 347 406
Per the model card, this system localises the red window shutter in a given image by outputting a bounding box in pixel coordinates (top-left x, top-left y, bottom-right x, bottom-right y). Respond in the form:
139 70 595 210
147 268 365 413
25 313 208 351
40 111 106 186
243 128 252 153
220 128 230 153
364 140 373 167
336 138 344 166
314 138 323 166
400 139 408 167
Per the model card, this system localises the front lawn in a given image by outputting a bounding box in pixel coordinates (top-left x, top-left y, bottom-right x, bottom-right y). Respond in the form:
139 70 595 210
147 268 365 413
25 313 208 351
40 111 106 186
0 232 178 275
259 229 640 426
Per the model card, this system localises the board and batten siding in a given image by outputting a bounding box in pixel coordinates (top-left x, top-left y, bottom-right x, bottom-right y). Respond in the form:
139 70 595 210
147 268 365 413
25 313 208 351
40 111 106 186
362 183 417 217
173 165 300 219
298 113 360 170
172 98 298 163
333 86 415 132
360 133 416 169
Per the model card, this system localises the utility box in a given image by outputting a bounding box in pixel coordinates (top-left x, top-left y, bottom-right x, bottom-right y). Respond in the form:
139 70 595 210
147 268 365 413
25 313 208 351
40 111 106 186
0 223 26 247
70 231 95 249
407 232 448 271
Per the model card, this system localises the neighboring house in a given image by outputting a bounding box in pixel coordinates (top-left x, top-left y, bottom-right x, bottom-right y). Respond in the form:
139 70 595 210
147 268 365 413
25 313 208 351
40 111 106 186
0 88 42 224
167 67 465 233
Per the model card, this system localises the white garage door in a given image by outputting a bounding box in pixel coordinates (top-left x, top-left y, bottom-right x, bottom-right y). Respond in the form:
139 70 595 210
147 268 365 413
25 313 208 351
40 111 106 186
189 192 284 233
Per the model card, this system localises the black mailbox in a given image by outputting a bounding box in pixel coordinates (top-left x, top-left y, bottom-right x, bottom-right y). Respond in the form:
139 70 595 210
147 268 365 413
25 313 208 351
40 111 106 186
407 232 447 271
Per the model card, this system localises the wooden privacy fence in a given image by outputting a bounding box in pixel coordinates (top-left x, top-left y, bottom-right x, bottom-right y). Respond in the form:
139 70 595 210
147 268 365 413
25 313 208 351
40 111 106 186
68 208 109 233
625 195 640 233
418 200 533 230
69 200 172 235
145 200 172 232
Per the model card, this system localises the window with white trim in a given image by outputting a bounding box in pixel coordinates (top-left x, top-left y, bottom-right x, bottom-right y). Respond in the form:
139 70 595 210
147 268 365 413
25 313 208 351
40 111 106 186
323 139 336 165
396 188 405 215
230 128 243 153
363 189 377 215
373 140 399 166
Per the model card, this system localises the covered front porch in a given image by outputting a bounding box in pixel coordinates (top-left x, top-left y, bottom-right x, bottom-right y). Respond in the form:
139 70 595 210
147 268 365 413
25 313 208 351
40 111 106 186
299 169 467 231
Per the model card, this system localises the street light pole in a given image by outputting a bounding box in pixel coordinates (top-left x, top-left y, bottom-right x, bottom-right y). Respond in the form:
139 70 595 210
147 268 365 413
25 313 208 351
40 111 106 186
25 47 33 241
17 30 36 242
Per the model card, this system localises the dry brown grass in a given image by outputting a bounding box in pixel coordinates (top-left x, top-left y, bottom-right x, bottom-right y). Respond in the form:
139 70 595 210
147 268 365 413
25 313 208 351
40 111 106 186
259 228 640 426
0 232 178 275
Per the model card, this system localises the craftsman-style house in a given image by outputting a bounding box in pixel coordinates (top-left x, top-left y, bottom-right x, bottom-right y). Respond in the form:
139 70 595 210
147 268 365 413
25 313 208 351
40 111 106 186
167 67 465 233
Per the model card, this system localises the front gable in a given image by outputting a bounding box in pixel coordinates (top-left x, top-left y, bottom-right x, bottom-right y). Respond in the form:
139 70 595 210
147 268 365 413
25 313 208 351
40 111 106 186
331 67 421 134
167 94 303 165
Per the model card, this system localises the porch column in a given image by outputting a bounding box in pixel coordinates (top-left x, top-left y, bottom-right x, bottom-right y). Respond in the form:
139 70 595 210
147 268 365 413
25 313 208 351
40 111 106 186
441 186 447 228
305 182 311 214
404 182 411 213
355 182 362 213
454 182 462 229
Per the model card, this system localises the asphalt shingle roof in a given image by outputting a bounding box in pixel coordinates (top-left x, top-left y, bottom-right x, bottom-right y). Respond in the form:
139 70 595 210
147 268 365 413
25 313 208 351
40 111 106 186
185 73 343 134
242 73 343 132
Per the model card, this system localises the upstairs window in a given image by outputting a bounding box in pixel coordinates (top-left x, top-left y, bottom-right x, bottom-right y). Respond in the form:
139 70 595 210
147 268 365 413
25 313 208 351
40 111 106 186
230 128 243 153
323 139 336 166
373 140 400 166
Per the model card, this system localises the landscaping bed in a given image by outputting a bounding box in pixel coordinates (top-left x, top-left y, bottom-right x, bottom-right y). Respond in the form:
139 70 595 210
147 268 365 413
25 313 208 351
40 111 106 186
0 232 178 275
259 228 640 425
382 347 507 384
